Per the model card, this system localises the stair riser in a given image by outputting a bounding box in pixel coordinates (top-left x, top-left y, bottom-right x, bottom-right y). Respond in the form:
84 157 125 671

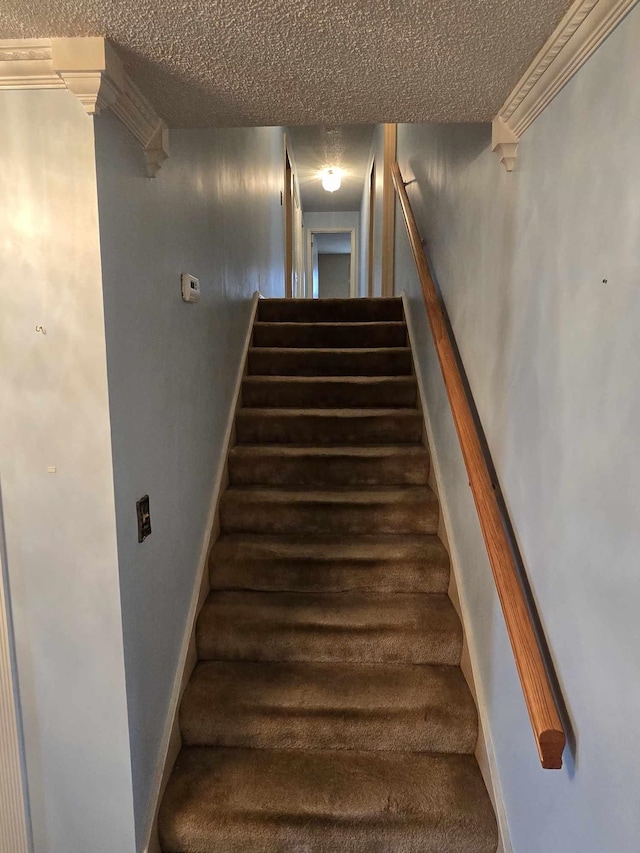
209 560 449 593
242 378 417 408
159 749 497 853
220 501 438 535
228 453 429 486
236 413 423 445
197 627 461 666
258 298 403 323
181 712 475 754
163 820 487 853
248 348 412 376
180 661 476 754
253 323 407 349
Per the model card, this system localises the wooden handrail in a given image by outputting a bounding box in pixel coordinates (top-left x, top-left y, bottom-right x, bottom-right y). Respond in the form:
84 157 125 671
392 161 565 770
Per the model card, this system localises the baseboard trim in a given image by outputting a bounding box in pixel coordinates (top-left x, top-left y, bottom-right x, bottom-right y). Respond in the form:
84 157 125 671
402 292 513 853
140 291 260 853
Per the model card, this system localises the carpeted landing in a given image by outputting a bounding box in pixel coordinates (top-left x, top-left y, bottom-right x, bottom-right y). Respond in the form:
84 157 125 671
159 297 498 853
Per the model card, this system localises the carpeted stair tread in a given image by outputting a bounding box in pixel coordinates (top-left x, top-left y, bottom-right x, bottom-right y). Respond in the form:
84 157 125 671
257 296 404 322
242 375 418 408
219 485 439 535
159 297 497 853
248 346 413 376
180 660 478 753
159 746 498 853
236 407 423 444
197 591 462 665
209 533 450 592
228 444 429 486
253 321 408 349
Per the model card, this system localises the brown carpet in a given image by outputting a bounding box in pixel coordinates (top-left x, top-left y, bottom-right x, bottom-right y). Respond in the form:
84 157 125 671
159 297 498 853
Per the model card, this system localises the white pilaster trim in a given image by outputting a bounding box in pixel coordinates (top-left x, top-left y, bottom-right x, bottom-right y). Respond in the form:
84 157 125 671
491 118 519 173
492 0 639 169
0 37 169 177
0 493 32 853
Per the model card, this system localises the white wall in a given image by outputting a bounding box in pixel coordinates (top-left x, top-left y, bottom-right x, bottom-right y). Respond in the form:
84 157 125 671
0 91 136 853
304 211 359 297
395 7 640 852
93 115 285 846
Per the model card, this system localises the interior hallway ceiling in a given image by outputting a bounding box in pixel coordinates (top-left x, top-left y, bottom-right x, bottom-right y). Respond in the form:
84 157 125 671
288 125 374 212
1 0 573 127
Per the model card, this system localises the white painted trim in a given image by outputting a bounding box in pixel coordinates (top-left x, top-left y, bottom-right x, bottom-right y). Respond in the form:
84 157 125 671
140 292 260 853
402 292 513 853
492 0 639 169
0 37 169 177
306 227 357 299
0 487 32 853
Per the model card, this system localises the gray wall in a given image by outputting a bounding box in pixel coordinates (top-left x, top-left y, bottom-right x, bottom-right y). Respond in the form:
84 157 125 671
318 254 351 298
359 126 384 297
0 91 136 853
395 6 640 852
94 115 285 845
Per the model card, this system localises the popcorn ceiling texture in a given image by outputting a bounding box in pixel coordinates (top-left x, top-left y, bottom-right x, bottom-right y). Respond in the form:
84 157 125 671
0 0 572 127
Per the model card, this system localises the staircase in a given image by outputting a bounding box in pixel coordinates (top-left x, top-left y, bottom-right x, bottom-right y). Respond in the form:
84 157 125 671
159 297 498 853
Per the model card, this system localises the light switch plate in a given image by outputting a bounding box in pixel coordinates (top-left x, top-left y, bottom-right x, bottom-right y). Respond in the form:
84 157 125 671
181 273 200 303
136 495 152 543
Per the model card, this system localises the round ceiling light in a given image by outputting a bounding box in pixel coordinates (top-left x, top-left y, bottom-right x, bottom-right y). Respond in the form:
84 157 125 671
321 168 342 193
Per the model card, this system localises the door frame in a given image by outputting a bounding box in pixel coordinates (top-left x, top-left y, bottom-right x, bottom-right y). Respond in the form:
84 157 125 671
367 160 376 297
306 227 357 299
283 143 294 298
381 123 397 298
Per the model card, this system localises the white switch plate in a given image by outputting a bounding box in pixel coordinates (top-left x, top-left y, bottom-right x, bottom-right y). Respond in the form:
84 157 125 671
181 273 200 303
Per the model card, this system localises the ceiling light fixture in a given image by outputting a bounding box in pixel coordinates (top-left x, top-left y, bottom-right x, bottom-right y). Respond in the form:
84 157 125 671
321 168 341 193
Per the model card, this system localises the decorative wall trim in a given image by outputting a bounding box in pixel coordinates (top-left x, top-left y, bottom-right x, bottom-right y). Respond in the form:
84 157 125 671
492 0 639 169
0 491 32 853
0 37 169 176
381 123 397 298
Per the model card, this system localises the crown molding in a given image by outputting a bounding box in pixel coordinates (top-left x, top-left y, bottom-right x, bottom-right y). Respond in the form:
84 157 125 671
0 37 169 176
492 0 639 170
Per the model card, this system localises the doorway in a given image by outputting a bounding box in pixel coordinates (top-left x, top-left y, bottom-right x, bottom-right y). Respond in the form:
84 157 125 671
307 229 356 299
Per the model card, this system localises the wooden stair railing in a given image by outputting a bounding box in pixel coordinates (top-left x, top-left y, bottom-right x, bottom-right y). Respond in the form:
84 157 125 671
392 161 566 770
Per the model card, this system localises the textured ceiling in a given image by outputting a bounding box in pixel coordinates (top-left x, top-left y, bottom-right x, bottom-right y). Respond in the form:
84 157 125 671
0 0 572 128
288 125 374 212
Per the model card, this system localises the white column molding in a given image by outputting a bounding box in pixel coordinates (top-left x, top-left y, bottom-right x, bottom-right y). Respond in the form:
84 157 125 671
0 519 31 852
0 37 169 177
492 0 639 170
491 118 518 172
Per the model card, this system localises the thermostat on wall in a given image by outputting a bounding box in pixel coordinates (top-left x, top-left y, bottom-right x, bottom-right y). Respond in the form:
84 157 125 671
181 273 200 303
